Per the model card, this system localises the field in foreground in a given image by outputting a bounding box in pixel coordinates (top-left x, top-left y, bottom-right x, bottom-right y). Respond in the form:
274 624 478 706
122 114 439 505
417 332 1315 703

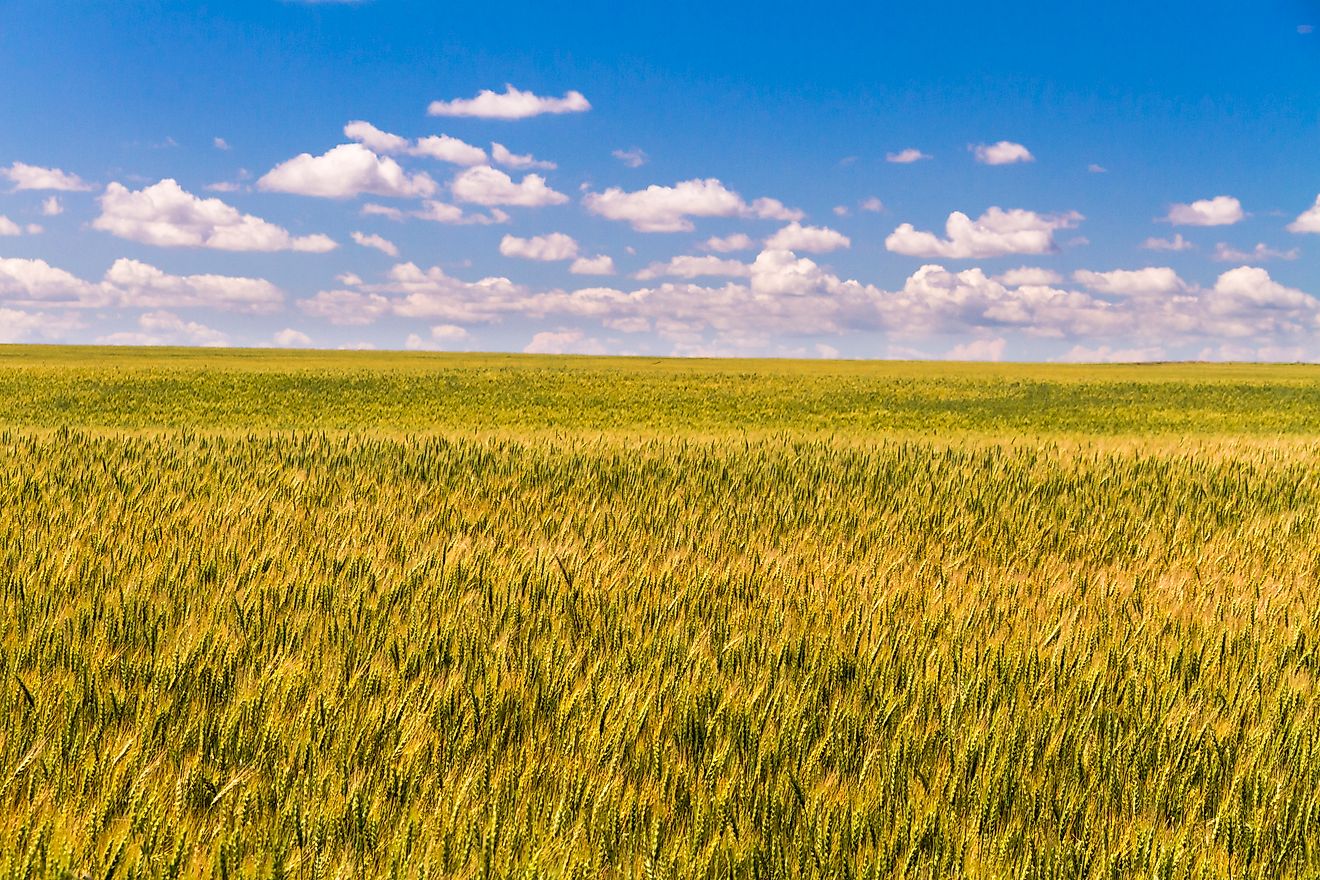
1 348 1319 879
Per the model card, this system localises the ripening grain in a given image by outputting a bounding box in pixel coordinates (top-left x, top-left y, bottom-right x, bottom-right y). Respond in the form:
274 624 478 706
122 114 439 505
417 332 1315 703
0 350 1318 879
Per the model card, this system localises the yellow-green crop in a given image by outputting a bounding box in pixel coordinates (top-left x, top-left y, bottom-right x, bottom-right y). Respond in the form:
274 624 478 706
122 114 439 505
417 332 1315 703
0 348 1318 879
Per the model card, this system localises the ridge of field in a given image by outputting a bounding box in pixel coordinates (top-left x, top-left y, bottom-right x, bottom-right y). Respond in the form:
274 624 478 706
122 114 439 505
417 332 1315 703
1 348 1318 879
1 345 1318 436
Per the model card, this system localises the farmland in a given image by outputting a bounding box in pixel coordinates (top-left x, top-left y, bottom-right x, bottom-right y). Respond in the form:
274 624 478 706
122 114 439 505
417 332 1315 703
1 347 1319 879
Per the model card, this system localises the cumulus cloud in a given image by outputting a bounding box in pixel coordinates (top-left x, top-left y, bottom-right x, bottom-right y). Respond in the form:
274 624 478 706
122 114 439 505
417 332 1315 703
1212 242 1298 262
273 328 313 348
41 197 63 216
344 121 488 165
0 308 83 344
93 180 337 252
570 255 615 275
258 144 438 199
412 135 488 166
428 85 591 119
290 246 1320 357
703 233 756 253
764 222 851 253
492 143 555 170
972 141 1034 165
1072 267 1185 296
612 148 648 168
946 337 1007 361
1286 195 1320 234
0 256 283 313
1057 344 1166 363
451 166 567 207
1165 196 1244 227
98 311 228 347
499 232 579 261
523 328 606 355
886 148 931 164
860 197 885 213
343 121 411 154
104 259 284 313
0 217 22 236
885 207 1082 259
406 323 472 350
1141 233 1194 252
583 178 803 232
412 200 510 225
351 231 399 256
2 162 93 192
635 255 752 280
994 267 1062 286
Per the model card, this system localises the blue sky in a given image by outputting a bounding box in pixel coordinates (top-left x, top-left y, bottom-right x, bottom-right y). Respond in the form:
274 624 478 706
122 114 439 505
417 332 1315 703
2 0 1319 360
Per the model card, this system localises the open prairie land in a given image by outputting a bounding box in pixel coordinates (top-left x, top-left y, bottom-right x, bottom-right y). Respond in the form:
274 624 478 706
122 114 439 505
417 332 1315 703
1 347 1319 879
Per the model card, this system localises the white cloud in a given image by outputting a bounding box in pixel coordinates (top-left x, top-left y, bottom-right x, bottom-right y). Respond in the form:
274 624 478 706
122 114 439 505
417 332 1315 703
972 142 1034 165
0 256 283 313
0 257 102 306
41 197 63 216
1057 344 1166 363
273 328 313 347
1088 164 1107 174
570 255 615 275
104 258 284 312
99 311 228 347
25 224 42 235
1212 242 1298 262
406 324 471 350
524 328 606 355
1073 267 1185 296
993 267 1063 286
2 162 93 192
612 148 648 168
298 289 392 325
764 222 851 253
703 233 756 253
0 308 83 344
833 205 850 217
428 84 591 119
451 166 567 207
351 231 399 256
492 143 555 170
860 197 885 213
886 207 1082 259
362 203 407 221
1286 195 1320 233
635 255 752 280
1141 233 1194 252
583 178 803 232
95 179 337 251
0 217 21 236
258 144 438 199
412 135 488 166
499 232 579 261
886 148 931 164
1166 196 1244 227
946 337 1007 361
413 200 510 225
343 120 411 154
214 137 232 151
345 120 488 165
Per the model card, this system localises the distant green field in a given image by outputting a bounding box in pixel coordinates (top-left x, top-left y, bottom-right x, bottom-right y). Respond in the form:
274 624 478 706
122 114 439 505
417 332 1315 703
1 347 1318 879
1 345 1318 436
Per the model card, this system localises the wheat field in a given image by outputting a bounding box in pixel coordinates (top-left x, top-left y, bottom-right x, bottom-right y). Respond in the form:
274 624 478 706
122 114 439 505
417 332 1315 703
1 348 1318 879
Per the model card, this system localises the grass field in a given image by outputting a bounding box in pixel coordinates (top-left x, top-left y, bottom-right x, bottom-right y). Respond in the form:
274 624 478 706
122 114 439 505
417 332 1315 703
1 347 1319 879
